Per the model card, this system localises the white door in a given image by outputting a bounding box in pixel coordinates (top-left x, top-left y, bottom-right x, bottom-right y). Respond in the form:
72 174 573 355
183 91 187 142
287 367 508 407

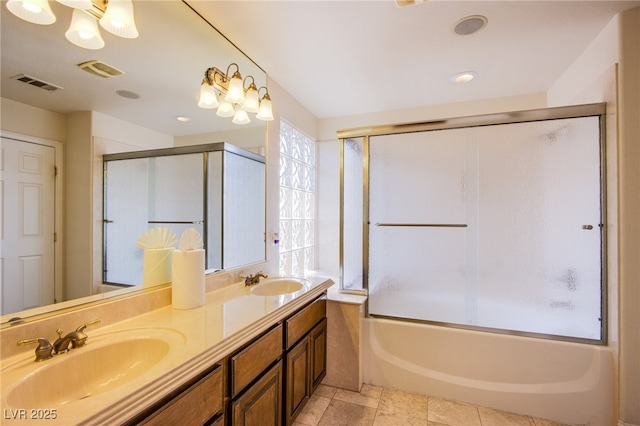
1 137 56 315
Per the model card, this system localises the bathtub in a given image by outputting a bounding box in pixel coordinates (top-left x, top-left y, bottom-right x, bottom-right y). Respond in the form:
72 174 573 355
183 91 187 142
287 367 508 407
362 317 615 426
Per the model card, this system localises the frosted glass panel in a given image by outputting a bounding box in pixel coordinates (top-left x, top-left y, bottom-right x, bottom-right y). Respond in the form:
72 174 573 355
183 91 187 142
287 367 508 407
474 118 602 339
104 144 266 285
366 116 603 340
222 151 265 268
148 154 203 223
148 154 205 261
104 158 148 285
342 138 364 291
208 151 223 269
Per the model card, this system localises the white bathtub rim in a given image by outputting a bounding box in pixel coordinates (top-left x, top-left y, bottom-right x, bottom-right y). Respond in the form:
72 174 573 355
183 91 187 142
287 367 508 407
367 318 609 394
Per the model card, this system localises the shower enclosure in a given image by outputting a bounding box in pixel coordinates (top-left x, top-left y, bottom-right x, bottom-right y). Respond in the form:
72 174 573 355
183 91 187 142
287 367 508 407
340 104 606 342
103 143 265 286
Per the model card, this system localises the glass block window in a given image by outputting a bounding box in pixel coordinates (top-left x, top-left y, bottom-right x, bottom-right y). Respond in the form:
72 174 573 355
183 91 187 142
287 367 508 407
279 120 316 276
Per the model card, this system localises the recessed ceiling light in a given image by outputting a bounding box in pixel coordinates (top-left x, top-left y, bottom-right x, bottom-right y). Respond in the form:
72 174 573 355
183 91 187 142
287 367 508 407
176 116 190 122
452 72 477 83
453 15 488 35
116 89 140 99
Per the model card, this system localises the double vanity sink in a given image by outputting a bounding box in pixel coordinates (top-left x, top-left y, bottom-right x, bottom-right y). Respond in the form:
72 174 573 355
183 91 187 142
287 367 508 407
1 276 332 425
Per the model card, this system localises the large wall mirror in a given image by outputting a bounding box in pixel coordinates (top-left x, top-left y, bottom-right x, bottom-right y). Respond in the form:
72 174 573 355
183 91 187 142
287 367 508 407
1 0 267 322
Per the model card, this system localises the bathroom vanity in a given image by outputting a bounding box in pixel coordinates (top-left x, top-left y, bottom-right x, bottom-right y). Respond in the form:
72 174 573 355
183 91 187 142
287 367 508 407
0 276 333 425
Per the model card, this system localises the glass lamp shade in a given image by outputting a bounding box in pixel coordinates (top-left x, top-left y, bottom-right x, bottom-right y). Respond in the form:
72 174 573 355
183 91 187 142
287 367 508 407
65 9 105 49
56 0 92 9
198 82 219 109
256 97 274 121
216 95 235 118
242 84 260 113
232 109 251 125
225 73 245 104
99 0 138 38
6 0 56 25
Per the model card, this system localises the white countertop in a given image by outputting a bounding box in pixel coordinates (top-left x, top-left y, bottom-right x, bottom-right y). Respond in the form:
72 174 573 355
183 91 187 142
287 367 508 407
0 276 334 425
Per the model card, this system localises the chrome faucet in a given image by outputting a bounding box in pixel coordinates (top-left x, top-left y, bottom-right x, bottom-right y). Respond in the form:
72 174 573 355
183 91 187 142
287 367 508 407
244 272 268 286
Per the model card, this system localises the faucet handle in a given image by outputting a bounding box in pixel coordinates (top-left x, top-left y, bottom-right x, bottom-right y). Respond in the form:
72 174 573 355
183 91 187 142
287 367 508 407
17 337 54 362
72 319 101 348
75 319 101 333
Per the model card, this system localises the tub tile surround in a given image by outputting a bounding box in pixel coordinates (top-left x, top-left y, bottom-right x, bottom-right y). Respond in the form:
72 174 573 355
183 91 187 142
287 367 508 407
294 384 575 426
0 272 334 425
323 286 367 391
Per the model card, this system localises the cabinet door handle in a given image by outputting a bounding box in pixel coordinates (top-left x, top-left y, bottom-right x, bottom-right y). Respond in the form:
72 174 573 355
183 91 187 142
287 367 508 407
582 225 594 230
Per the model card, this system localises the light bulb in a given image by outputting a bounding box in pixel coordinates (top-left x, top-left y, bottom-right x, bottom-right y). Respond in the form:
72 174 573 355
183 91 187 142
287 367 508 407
216 94 235 118
242 83 260 113
6 0 56 25
198 82 219 109
66 9 104 49
232 109 251 125
256 95 274 121
99 0 138 38
225 72 245 104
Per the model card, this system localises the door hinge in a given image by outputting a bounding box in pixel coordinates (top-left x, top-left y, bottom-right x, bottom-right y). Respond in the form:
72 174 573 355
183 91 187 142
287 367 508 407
54 232 57 242
54 166 58 177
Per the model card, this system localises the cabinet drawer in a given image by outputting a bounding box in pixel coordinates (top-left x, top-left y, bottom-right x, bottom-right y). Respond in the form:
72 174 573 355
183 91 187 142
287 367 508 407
285 297 326 349
231 324 283 397
142 364 224 425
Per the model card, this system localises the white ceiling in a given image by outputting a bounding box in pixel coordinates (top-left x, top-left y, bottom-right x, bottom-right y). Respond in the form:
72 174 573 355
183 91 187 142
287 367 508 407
1 1 267 136
188 0 640 119
3 1 639 134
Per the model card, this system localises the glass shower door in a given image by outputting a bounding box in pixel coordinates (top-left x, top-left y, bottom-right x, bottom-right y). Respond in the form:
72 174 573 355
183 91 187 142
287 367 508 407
367 116 603 340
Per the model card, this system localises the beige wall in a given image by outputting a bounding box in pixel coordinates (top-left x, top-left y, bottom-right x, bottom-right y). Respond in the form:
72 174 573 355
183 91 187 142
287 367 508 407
1 97 66 142
617 7 640 426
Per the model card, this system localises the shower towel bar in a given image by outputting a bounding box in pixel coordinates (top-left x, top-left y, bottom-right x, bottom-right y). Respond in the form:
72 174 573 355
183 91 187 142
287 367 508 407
374 223 467 227
148 220 205 225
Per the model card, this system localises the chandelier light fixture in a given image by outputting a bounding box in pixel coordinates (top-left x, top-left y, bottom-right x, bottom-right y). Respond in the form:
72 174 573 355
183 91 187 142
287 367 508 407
5 0 138 50
198 63 274 125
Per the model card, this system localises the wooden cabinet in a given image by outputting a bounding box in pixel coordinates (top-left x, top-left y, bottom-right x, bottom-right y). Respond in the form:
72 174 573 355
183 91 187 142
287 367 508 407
229 324 284 426
232 361 283 426
309 318 327 393
285 297 326 349
230 324 283 398
125 292 328 426
284 298 327 425
286 335 311 422
136 363 225 426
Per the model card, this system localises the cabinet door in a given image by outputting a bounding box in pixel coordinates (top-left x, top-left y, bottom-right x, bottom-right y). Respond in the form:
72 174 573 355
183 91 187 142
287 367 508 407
232 361 283 426
286 336 311 425
310 318 327 393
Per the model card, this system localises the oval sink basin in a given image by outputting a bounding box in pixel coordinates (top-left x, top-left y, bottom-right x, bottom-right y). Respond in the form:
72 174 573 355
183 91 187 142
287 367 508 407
4 328 185 408
250 278 307 296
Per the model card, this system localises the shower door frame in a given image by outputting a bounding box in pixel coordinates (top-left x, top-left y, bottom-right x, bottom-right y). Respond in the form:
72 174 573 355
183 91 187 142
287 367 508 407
338 103 608 345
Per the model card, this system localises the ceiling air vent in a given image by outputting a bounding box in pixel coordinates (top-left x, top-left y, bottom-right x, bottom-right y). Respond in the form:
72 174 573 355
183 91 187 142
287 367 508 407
10 74 63 91
77 60 124 78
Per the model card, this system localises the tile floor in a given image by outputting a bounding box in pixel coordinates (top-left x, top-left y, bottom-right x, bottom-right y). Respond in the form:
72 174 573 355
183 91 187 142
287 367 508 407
293 384 574 426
